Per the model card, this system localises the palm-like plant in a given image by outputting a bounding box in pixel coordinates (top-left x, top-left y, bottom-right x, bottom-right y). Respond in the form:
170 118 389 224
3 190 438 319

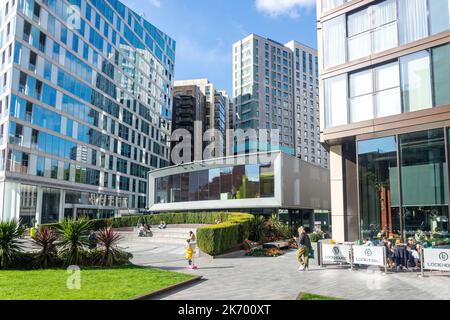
0 220 26 269
56 218 92 266
96 227 122 267
32 227 58 269
250 215 268 244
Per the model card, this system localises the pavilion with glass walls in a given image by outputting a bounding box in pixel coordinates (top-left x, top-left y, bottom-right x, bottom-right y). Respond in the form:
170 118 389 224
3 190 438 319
358 128 449 240
147 151 331 231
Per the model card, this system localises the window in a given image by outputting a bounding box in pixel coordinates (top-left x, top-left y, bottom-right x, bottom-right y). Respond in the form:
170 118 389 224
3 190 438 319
323 15 346 68
429 0 450 35
358 136 399 239
349 69 374 123
375 62 401 118
325 74 347 127
400 50 432 113
400 129 448 238
347 8 371 61
372 0 397 53
398 0 428 44
432 44 450 107
347 0 397 60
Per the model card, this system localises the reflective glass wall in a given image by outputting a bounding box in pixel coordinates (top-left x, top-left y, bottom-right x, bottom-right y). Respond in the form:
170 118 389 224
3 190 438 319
358 128 450 240
155 163 275 204
358 136 400 239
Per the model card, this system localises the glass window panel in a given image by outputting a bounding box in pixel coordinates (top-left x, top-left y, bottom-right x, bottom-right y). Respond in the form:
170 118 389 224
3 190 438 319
198 170 209 201
180 173 189 202
232 165 245 200
208 168 220 200
358 136 400 239
322 0 345 12
373 0 397 27
376 88 402 118
400 51 432 113
376 62 400 91
218 168 232 200
350 69 372 97
325 74 348 128
429 0 450 35
373 23 397 54
432 44 450 107
188 172 200 202
260 163 275 198
398 0 428 44
348 32 371 61
348 8 370 36
169 174 180 203
323 15 346 68
350 95 374 123
244 165 260 199
400 129 449 238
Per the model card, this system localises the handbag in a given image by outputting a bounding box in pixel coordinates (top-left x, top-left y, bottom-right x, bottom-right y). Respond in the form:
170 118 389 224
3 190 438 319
308 248 315 259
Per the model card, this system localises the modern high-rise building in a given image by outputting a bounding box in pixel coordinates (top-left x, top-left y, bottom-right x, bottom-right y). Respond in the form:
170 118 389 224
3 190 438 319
232 34 329 168
172 84 206 163
0 0 176 225
174 79 229 157
318 0 450 242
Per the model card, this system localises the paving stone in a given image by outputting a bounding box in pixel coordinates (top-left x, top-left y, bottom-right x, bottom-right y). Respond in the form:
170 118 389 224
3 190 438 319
120 239 450 300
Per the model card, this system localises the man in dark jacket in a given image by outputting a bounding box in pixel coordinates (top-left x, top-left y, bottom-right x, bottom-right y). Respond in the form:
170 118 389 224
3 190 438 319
295 227 311 271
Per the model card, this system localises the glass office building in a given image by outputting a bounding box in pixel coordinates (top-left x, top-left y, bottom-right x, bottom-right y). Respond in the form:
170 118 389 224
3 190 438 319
318 0 450 242
0 0 175 225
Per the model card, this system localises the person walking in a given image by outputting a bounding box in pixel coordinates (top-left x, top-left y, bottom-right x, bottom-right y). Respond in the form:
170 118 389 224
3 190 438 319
185 239 197 269
295 227 311 271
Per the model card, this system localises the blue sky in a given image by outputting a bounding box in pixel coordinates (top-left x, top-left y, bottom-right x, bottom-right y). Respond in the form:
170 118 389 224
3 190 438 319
124 0 318 95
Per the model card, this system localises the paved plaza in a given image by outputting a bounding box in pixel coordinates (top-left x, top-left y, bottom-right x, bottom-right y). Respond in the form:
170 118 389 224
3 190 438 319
120 239 450 300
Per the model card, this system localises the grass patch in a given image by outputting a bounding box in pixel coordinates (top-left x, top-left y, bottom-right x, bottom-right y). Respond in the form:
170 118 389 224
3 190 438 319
298 293 342 300
0 265 193 300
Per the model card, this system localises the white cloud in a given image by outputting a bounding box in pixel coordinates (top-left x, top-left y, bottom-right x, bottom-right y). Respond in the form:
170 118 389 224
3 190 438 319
148 0 161 8
255 0 316 18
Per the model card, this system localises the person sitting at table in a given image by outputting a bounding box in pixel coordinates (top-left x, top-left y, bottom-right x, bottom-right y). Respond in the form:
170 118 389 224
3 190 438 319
392 240 410 271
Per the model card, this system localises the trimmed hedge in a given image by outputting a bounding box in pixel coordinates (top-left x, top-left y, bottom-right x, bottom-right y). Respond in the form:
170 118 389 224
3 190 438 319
196 213 254 256
42 212 254 256
42 212 231 232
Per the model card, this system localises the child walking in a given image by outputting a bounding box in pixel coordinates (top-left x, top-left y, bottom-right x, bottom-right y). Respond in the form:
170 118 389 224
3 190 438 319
185 239 197 269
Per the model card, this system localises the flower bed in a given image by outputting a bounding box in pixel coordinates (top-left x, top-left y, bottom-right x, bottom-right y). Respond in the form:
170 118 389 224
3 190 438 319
245 247 285 258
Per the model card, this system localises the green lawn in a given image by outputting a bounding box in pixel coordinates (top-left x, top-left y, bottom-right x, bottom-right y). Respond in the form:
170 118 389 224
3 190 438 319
0 266 193 300
299 293 342 300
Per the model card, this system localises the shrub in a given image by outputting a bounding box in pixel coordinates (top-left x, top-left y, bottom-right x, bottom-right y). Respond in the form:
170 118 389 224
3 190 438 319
0 220 26 269
42 212 232 232
9 252 39 270
309 232 321 243
196 213 254 256
95 227 123 267
249 216 268 244
245 247 285 257
32 227 58 269
56 218 92 266
266 214 292 241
